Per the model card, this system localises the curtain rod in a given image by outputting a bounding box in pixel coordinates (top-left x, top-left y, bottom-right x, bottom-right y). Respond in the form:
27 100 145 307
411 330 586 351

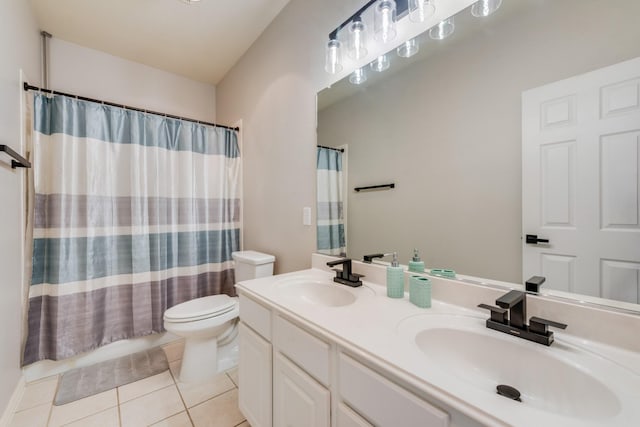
317 145 344 153
23 82 240 132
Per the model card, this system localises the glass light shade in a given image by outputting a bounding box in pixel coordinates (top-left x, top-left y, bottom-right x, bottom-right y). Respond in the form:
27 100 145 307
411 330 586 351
349 68 367 85
471 0 502 17
397 38 419 58
409 0 436 23
324 39 343 74
429 16 455 40
370 54 390 72
347 19 368 60
374 0 397 43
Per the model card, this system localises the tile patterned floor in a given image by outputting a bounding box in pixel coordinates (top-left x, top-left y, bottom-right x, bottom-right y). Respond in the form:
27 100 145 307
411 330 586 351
10 340 249 427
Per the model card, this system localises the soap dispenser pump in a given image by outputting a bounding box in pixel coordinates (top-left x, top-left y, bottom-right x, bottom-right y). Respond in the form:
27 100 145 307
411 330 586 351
408 248 425 273
386 252 404 298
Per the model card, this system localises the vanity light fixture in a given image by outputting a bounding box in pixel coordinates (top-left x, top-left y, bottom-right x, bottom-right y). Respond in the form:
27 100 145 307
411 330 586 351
397 38 419 58
179 0 201 4
324 0 442 75
471 0 502 17
370 54 390 72
325 39 343 74
409 0 436 23
429 16 455 40
349 67 368 85
348 17 368 60
374 0 397 43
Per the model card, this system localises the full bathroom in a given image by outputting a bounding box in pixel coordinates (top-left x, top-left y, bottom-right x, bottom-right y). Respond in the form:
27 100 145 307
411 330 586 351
1 0 639 426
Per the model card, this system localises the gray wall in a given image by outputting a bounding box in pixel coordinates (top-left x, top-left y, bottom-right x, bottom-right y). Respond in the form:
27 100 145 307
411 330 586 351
0 0 40 414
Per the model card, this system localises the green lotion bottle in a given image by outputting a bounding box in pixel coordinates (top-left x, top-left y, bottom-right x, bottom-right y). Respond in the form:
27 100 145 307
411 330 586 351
386 252 404 298
408 248 425 273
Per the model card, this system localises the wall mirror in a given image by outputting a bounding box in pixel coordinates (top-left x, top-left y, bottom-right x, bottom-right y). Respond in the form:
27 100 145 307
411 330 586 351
316 0 640 313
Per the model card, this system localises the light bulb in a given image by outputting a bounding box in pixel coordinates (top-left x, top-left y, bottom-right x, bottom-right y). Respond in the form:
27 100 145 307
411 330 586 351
324 39 343 74
348 18 368 60
374 0 397 43
397 38 419 58
409 0 436 23
349 68 367 85
471 0 502 17
370 55 390 72
429 16 455 40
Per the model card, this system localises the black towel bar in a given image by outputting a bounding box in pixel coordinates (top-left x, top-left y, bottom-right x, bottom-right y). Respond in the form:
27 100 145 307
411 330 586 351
354 183 395 192
0 145 31 169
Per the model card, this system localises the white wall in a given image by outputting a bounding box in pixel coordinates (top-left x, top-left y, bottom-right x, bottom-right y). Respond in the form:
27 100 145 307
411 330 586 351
0 0 41 415
216 0 364 273
49 39 216 122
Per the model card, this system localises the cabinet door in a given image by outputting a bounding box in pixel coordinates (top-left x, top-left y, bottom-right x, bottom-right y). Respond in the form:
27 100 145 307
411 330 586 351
336 403 373 427
239 322 272 427
273 352 330 427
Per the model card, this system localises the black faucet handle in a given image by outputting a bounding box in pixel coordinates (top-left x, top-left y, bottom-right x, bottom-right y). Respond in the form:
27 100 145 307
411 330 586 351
525 276 546 293
529 316 567 335
363 253 385 263
326 258 351 267
477 303 508 324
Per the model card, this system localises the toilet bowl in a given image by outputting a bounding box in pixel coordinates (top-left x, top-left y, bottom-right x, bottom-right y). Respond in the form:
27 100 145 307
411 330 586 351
163 251 275 383
163 294 240 382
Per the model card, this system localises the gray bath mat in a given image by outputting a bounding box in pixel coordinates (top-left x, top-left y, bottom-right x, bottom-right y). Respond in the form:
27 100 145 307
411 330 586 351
54 347 169 405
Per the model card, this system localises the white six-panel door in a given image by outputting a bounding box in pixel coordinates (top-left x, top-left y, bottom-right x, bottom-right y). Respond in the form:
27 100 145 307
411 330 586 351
522 56 640 304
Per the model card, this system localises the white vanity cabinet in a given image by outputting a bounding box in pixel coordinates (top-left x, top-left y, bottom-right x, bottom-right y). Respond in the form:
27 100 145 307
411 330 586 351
238 292 453 427
238 295 273 427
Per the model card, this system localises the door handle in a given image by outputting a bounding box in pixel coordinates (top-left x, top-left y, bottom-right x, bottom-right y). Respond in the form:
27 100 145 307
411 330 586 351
526 234 549 244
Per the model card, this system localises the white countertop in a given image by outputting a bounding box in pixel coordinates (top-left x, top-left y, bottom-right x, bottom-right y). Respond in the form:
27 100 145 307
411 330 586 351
236 267 640 427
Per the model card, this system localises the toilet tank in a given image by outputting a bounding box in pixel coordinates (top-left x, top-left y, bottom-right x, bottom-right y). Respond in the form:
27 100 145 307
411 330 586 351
232 250 276 283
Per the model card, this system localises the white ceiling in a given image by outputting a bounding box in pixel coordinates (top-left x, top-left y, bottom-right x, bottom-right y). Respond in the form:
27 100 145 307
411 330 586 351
29 0 291 85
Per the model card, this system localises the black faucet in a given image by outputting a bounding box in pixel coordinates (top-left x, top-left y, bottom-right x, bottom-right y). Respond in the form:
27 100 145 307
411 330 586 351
326 258 364 287
478 289 567 346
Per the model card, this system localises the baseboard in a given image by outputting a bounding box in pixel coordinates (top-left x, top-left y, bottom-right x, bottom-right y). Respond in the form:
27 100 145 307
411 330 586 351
0 376 25 427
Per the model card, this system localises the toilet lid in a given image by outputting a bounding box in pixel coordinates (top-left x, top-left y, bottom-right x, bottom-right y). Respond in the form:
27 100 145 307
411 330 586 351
164 295 236 322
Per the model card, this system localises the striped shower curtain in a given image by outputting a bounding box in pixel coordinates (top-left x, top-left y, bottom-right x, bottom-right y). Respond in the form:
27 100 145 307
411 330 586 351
316 147 345 255
23 94 240 365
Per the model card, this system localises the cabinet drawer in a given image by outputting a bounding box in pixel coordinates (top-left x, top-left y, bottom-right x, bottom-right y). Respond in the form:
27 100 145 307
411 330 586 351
239 294 271 340
273 315 330 386
339 353 449 427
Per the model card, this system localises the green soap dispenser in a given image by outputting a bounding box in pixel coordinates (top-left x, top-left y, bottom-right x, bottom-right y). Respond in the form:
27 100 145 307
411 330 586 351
386 252 404 298
408 248 425 273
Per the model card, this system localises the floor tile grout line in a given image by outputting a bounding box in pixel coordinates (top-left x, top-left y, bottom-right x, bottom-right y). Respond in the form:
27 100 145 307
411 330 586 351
166 361 195 426
14 376 60 414
119 383 183 427
116 387 122 427
117 370 175 405
49 403 119 427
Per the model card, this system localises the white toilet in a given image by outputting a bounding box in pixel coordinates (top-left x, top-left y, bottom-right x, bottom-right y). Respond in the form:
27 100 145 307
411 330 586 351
163 250 275 383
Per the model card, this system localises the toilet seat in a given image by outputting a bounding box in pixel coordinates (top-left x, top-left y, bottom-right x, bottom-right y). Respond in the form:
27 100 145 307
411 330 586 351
164 295 237 323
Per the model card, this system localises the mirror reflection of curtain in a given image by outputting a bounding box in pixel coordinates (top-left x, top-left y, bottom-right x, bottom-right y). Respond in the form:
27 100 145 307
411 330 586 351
316 147 345 256
23 93 241 365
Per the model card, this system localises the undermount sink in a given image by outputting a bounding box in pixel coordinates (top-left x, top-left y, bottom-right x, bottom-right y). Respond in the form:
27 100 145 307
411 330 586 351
274 277 372 307
397 314 626 420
